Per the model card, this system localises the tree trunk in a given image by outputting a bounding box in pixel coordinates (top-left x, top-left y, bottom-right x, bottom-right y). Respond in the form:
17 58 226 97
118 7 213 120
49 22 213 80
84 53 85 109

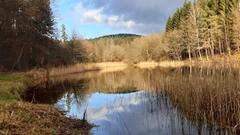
210 45 215 57
188 45 192 61
223 20 231 55
205 48 209 60
11 44 25 71
198 49 202 60
219 39 223 54
192 3 201 60
178 55 181 61
210 33 215 57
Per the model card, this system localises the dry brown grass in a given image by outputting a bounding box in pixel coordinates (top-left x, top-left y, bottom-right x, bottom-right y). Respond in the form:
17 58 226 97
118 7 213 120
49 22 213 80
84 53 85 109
158 61 185 68
28 62 128 79
138 53 240 69
0 102 92 135
97 62 128 73
23 66 240 134
49 63 100 78
26 53 240 81
27 62 128 86
154 67 240 134
135 61 159 69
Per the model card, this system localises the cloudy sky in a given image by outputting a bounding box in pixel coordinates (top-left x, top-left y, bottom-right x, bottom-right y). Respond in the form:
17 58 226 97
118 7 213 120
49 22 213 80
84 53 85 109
53 0 186 39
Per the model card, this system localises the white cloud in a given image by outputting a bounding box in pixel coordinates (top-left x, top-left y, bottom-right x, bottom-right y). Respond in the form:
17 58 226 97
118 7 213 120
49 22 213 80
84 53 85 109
59 0 187 34
68 2 141 32
80 0 186 33
82 7 103 23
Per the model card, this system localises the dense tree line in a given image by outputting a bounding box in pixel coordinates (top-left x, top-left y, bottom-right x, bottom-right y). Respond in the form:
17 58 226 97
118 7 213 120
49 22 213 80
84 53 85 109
65 33 168 63
73 0 240 63
2 0 240 71
0 0 73 71
165 0 240 60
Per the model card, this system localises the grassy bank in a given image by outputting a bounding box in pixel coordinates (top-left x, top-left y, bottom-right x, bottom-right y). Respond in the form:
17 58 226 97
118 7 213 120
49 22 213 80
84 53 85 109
0 62 128 134
0 72 92 134
1 57 239 134
0 73 29 101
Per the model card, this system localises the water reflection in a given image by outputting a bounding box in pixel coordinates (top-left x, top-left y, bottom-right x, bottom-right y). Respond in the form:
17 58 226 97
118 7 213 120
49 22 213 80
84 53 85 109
23 66 240 134
57 91 228 135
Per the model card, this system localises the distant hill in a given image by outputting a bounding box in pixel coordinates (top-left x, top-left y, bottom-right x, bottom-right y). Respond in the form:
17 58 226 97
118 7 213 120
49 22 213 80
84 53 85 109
89 34 142 45
93 34 142 40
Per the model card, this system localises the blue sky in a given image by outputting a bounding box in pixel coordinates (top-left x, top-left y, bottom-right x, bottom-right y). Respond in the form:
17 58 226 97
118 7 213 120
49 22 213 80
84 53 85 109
52 0 186 39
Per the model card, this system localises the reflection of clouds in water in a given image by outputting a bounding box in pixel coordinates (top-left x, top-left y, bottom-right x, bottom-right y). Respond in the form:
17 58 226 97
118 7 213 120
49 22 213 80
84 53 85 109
56 91 226 135
87 91 145 122
62 91 182 134
92 95 179 135
51 68 234 135
56 91 145 119
88 107 109 121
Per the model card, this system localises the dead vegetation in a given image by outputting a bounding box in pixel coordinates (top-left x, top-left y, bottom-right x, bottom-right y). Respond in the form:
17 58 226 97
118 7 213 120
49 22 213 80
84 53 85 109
0 102 92 135
155 67 240 134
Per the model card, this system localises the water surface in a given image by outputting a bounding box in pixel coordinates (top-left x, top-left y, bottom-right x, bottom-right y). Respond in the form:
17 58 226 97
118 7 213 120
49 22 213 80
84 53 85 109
23 67 240 135
57 91 227 135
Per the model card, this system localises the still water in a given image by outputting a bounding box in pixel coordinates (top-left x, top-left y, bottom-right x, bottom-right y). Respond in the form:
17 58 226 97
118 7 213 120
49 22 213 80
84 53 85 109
56 91 226 135
23 67 240 135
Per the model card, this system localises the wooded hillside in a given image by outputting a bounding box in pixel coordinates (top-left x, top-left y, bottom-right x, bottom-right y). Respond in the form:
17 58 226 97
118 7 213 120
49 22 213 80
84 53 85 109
0 0 73 71
1 0 240 71
165 0 240 60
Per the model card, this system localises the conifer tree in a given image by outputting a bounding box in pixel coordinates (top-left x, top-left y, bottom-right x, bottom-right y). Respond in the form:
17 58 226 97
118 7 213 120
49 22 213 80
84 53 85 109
61 24 68 43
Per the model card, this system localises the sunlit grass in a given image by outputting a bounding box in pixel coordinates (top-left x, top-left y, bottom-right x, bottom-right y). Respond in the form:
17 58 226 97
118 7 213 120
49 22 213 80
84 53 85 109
0 73 29 101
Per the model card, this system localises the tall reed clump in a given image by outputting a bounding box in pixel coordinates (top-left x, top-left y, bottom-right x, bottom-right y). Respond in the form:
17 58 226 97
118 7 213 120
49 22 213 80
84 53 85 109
157 67 240 134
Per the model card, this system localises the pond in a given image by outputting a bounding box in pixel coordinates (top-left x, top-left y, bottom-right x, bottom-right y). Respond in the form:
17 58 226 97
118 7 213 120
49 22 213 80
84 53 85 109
23 67 240 135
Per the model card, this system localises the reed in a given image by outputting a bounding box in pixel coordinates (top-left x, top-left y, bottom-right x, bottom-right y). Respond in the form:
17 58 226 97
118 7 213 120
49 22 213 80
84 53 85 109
155 67 240 134
24 65 240 134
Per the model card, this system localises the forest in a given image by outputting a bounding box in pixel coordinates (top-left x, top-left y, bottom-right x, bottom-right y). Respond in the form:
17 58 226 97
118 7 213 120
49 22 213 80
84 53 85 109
1 0 240 70
165 0 240 60
0 0 74 71
2 0 240 134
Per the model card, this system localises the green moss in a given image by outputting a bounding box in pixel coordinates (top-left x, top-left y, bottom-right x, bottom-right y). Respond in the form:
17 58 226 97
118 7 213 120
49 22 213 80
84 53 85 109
0 91 18 101
0 73 28 101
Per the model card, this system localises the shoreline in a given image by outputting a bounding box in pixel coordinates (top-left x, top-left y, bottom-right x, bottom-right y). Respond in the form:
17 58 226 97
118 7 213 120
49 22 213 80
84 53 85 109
0 62 128 134
136 54 240 69
0 102 92 135
0 73 92 134
1 54 240 134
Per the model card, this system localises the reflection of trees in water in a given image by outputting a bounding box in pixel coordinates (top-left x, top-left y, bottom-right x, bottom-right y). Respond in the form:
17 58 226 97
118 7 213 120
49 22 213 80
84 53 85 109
64 80 90 112
133 92 220 135
65 67 240 134
66 92 72 112
22 78 90 105
91 67 240 134
84 68 174 93
24 66 240 134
